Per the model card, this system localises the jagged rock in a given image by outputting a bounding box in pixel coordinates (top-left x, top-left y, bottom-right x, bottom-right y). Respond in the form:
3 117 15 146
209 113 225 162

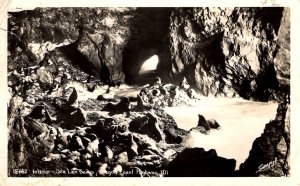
187 88 200 100
36 68 54 85
274 8 290 87
128 112 163 142
239 102 290 176
137 84 196 109
189 126 209 135
166 7 286 101
152 77 162 86
166 148 236 176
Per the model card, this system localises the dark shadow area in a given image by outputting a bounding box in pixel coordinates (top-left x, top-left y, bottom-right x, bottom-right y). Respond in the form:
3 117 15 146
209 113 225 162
122 8 173 84
255 7 284 35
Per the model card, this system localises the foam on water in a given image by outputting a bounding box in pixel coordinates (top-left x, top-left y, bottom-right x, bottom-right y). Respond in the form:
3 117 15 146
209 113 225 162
164 97 278 170
65 82 278 170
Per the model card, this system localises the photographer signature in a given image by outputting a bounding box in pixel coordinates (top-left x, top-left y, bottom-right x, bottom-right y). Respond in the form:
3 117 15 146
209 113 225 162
255 158 279 174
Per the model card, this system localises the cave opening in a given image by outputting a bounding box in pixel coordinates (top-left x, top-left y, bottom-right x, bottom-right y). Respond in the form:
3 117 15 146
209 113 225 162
137 54 159 85
121 7 173 85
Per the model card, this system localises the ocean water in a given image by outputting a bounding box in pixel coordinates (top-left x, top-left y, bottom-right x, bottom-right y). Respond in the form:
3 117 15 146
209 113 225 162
164 97 278 170
67 81 279 170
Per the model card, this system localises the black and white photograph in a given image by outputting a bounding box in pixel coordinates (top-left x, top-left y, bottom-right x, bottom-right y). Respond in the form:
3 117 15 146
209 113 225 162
1 0 300 185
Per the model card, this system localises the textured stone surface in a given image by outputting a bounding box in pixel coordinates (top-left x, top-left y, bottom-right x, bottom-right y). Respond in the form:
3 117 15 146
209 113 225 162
239 103 290 176
8 8 134 84
8 7 289 100
7 7 290 177
165 7 288 101
274 8 290 87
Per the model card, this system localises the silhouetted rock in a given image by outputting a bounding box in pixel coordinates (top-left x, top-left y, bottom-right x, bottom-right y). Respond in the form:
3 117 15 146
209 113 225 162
166 148 236 176
239 102 290 176
197 114 210 130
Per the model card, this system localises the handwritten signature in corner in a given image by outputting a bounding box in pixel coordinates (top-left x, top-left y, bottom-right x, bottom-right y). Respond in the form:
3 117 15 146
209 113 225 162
261 0 281 6
255 157 279 174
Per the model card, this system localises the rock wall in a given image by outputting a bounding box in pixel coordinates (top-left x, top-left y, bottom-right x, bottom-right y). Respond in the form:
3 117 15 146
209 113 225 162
239 102 290 176
273 8 290 88
166 7 288 101
8 8 135 84
8 7 289 100
122 8 172 84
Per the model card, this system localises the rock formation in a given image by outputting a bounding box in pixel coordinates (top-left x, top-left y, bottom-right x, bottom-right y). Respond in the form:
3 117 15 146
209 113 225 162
166 148 236 176
239 102 290 176
165 7 289 101
7 7 290 177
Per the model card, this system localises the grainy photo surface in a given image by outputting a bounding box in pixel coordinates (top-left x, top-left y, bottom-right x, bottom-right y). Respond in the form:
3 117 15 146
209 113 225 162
7 7 290 177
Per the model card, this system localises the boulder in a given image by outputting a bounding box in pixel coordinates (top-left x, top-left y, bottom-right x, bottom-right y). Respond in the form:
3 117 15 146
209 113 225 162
166 148 236 176
128 112 163 142
137 83 196 109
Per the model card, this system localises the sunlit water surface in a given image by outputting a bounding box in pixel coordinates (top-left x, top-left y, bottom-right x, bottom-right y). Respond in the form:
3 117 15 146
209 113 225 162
164 97 278 170
67 82 278 170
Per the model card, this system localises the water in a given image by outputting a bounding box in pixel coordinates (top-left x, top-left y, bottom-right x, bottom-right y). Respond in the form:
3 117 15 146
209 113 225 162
164 97 278 170
66 81 279 170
